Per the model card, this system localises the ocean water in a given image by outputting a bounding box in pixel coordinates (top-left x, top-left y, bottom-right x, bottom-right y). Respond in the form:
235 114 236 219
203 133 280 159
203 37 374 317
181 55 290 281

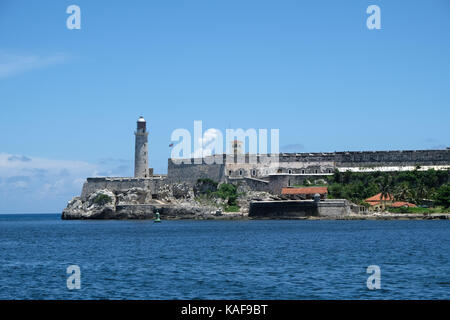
0 214 449 300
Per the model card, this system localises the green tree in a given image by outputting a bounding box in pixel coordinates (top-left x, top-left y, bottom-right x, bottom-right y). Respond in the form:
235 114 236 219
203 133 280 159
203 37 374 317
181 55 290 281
215 183 238 206
434 185 450 208
414 183 428 205
378 175 393 210
333 169 342 184
393 183 410 202
326 169 450 207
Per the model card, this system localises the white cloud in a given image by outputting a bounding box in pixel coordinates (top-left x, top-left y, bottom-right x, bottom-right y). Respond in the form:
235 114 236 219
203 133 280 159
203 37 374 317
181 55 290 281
0 153 132 213
192 128 223 158
0 153 96 178
0 51 69 79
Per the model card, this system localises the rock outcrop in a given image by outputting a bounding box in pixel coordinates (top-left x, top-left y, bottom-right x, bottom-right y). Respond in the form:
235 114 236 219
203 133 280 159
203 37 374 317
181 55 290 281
62 189 117 219
62 183 246 220
116 187 152 205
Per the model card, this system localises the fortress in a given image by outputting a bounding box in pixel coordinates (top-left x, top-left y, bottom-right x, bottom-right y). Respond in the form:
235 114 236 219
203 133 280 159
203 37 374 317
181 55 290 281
79 117 450 199
62 117 450 219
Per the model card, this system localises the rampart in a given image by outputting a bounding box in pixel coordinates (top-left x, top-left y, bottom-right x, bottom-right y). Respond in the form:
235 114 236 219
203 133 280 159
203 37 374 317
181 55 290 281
80 177 166 201
278 149 449 166
167 149 450 187
166 157 226 185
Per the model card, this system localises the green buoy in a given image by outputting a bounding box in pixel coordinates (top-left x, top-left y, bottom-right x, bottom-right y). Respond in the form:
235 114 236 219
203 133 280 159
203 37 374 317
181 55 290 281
154 210 161 223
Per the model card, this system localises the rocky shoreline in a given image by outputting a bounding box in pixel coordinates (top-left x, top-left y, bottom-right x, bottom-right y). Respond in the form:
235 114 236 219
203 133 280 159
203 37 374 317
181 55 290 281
303 213 450 220
62 182 257 220
62 183 449 221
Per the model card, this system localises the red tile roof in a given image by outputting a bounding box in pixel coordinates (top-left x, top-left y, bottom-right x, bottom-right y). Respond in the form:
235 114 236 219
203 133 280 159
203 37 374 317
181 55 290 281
365 193 394 203
390 201 417 208
281 187 328 195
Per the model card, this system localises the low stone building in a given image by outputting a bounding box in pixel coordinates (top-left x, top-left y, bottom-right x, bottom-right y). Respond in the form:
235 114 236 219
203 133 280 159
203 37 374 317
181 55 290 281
281 187 328 200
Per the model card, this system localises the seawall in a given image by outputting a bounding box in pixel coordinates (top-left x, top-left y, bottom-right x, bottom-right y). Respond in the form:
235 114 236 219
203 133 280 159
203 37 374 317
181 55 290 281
249 199 352 218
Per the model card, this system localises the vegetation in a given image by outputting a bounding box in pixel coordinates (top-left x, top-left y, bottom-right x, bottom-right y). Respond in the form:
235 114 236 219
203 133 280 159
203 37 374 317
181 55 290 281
294 179 328 187
327 169 450 206
191 171 450 213
434 185 450 208
224 205 240 212
378 175 393 210
196 178 218 187
214 183 238 207
388 206 449 214
93 193 112 205
194 178 218 195
194 180 240 212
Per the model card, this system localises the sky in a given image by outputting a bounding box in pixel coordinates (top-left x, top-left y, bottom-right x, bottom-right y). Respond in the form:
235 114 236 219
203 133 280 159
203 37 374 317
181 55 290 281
0 0 449 213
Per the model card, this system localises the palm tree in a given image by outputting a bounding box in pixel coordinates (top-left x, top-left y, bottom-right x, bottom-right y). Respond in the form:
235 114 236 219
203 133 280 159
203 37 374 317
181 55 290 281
394 184 410 202
415 183 428 205
408 189 418 205
378 176 393 210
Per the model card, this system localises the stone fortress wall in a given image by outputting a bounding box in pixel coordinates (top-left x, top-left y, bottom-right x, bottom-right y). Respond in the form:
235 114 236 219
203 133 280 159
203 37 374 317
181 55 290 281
80 177 166 201
79 149 449 199
166 155 226 185
167 149 450 186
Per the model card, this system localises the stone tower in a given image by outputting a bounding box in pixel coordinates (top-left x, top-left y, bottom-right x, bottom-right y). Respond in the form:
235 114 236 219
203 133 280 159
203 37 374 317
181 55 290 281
231 140 243 155
134 116 149 178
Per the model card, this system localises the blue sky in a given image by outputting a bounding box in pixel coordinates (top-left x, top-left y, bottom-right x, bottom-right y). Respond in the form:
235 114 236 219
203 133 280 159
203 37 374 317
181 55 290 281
0 0 449 213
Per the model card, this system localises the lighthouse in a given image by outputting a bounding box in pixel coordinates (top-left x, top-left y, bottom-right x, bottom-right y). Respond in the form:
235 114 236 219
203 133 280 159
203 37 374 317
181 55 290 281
134 116 149 178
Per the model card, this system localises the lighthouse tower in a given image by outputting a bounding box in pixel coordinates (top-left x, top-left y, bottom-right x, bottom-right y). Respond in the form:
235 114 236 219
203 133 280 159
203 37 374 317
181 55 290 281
134 116 149 178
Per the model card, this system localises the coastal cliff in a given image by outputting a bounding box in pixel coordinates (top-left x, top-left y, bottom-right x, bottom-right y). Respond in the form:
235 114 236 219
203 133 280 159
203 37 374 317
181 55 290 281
62 182 272 220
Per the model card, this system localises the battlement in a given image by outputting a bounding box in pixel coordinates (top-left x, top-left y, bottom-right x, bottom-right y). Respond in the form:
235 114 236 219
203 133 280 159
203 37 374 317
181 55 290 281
278 149 449 165
169 149 449 165
167 148 450 188
81 176 166 201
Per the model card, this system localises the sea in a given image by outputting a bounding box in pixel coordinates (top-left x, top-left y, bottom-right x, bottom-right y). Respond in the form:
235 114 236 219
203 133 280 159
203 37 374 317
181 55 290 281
0 214 449 300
